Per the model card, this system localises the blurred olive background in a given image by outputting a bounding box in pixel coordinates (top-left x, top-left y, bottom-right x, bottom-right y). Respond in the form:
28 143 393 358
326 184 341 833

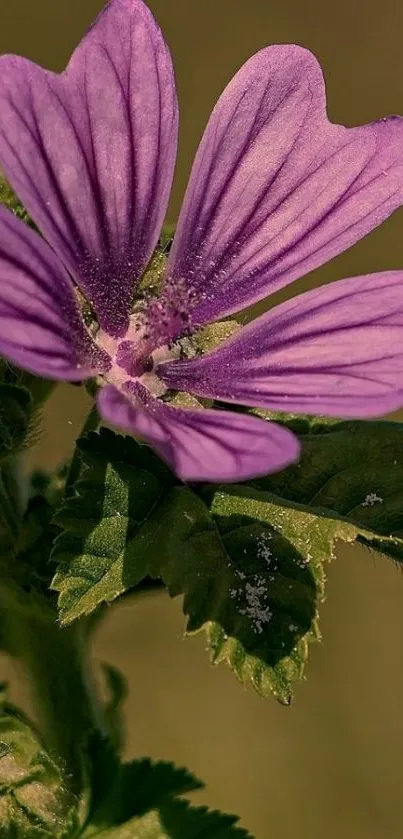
2 1 403 837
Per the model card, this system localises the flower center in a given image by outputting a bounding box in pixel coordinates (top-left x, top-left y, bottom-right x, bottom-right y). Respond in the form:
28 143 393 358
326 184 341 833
95 278 198 398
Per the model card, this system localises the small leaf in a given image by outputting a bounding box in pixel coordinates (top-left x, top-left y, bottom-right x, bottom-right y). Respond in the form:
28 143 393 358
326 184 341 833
10 466 68 596
114 760 203 819
0 707 78 837
84 796 251 839
157 799 253 839
81 736 240 839
84 757 203 834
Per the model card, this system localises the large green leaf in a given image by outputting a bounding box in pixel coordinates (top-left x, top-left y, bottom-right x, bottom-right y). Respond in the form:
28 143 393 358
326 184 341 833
51 429 177 624
50 430 321 701
205 485 361 701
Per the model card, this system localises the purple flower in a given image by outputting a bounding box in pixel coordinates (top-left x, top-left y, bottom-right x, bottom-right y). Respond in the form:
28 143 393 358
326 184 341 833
1 0 403 482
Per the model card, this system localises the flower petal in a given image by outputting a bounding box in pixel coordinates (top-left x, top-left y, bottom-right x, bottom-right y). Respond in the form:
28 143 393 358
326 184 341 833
0 0 178 336
159 272 403 417
97 383 300 482
167 45 403 325
0 207 109 380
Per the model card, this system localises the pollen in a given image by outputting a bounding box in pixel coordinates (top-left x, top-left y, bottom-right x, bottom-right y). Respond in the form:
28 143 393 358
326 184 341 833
95 276 199 398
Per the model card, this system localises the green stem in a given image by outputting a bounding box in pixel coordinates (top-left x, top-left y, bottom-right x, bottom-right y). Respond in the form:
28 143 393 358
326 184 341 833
1 585 106 796
0 460 23 540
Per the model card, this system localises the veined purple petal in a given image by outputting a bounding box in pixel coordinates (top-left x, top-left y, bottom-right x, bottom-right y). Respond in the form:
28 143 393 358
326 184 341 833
97 383 300 482
0 206 109 380
0 0 178 337
159 272 403 417
167 45 403 325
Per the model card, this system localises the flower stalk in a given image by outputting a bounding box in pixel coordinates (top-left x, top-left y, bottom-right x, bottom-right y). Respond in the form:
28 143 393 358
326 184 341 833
1 584 105 797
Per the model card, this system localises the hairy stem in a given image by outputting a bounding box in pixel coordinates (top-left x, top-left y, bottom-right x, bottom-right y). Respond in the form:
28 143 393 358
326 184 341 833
1 584 106 796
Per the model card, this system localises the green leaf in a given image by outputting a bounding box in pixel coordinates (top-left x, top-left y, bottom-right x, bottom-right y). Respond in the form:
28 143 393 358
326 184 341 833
81 737 248 839
205 485 357 702
14 496 61 596
52 419 403 703
123 484 329 702
50 426 328 700
84 757 203 835
51 428 177 625
1 466 69 599
0 707 78 838
84 799 253 839
250 414 403 562
202 413 403 699
112 760 203 820
51 430 318 700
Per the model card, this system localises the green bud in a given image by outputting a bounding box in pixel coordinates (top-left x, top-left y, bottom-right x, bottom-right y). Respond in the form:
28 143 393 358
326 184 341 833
0 708 78 837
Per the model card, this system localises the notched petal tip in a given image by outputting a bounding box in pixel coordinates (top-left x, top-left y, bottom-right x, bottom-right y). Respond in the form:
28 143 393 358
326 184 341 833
0 0 178 338
168 42 403 325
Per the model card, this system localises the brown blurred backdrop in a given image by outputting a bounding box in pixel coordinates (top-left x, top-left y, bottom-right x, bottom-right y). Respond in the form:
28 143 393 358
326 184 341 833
1 1 403 837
